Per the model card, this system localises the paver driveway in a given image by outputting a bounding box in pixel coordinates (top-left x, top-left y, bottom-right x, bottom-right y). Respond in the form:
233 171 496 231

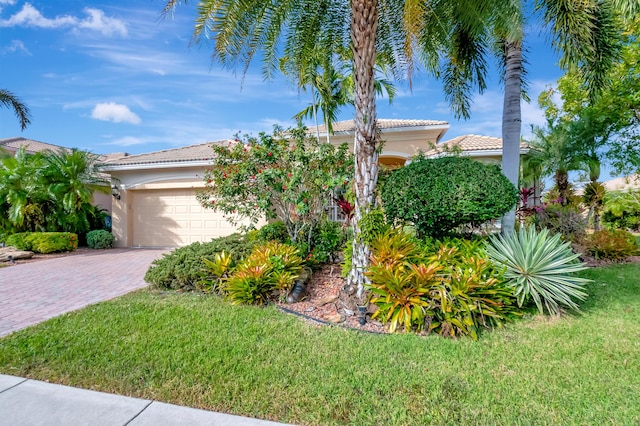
0 249 167 337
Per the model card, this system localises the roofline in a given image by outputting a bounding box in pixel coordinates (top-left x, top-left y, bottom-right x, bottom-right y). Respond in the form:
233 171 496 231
98 160 213 172
317 123 450 137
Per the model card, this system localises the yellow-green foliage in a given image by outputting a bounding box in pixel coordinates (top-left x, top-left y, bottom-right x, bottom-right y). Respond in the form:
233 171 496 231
223 241 303 305
366 229 518 339
585 229 639 260
5 232 78 253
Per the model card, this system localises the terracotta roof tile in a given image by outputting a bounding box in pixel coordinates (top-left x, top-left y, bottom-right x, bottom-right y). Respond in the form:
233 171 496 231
98 140 233 167
426 134 528 155
0 137 71 154
311 118 449 134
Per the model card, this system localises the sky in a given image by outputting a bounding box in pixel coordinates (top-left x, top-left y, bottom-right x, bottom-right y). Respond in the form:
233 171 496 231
1 0 568 159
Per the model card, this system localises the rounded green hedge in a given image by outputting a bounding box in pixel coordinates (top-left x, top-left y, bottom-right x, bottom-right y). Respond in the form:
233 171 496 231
86 230 115 249
381 156 518 238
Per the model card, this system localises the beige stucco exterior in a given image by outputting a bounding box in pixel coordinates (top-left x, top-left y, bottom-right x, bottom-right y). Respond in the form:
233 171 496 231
100 120 528 248
107 165 261 247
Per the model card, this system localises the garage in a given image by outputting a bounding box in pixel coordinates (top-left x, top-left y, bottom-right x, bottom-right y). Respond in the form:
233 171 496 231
131 188 250 247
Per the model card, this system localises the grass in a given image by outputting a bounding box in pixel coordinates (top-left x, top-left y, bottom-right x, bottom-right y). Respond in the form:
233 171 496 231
1 264 640 425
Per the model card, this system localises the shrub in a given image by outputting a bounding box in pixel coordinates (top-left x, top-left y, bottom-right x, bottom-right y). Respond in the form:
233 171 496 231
486 227 590 316
528 203 586 242
5 232 78 253
381 156 518 238
254 221 290 244
144 233 255 291
366 229 518 338
584 229 639 260
307 220 345 265
224 241 304 305
86 230 114 249
601 189 640 232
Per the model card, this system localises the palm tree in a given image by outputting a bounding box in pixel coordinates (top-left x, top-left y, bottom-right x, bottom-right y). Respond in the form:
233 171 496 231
497 0 621 234
527 122 584 205
0 147 49 232
163 0 499 299
0 89 31 131
43 149 109 233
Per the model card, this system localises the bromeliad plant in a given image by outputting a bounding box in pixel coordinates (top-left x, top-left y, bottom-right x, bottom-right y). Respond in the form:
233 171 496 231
486 227 590 316
366 230 518 338
222 241 304 305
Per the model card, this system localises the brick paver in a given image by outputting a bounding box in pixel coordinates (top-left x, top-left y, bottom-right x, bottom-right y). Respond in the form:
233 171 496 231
0 249 167 337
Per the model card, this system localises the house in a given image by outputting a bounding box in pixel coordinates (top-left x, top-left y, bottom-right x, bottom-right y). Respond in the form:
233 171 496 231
603 174 640 192
0 137 119 216
98 119 530 248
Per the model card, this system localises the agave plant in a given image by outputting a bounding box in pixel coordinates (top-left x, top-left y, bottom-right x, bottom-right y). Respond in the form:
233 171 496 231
486 227 590 316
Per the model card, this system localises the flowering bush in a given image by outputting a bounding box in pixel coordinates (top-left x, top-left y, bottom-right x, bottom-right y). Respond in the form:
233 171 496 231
197 125 353 246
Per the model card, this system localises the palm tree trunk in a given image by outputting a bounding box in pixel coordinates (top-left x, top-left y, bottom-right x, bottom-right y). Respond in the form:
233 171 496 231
342 0 379 309
500 40 523 235
556 169 570 205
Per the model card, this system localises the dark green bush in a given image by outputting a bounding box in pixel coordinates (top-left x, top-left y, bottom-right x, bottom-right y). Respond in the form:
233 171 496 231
307 220 346 265
86 230 114 249
381 156 518 238
144 233 255 291
5 232 78 253
254 221 290 244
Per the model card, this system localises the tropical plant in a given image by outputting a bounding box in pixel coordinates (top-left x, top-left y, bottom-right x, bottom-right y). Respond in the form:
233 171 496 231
144 234 255 291
199 251 234 293
584 229 639 260
196 125 353 247
366 230 518 338
486 227 590 316
223 241 304 305
0 88 31 130
163 0 506 303
43 149 109 234
529 202 587 242
382 156 518 238
583 181 607 230
602 189 640 231
495 0 621 234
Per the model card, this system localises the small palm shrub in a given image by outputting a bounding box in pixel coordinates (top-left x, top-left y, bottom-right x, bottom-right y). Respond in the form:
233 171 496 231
86 230 114 249
145 234 255 290
342 207 389 277
486 227 590 316
224 241 304 305
5 232 78 253
366 230 518 338
584 229 639 260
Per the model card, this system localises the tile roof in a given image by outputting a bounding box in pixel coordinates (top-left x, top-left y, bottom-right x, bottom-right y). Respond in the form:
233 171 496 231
311 118 449 134
98 140 233 168
427 134 529 155
0 137 71 154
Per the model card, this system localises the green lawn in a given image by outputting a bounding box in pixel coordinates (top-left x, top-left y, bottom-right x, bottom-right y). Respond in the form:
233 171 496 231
1 264 639 425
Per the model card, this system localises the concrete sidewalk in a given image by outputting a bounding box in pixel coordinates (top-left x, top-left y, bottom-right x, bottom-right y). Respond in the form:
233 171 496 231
0 374 292 426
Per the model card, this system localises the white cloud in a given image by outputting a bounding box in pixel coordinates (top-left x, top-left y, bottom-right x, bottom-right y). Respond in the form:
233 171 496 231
108 136 147 146
0 3 127 37
2 39 30 55
91 102 141 124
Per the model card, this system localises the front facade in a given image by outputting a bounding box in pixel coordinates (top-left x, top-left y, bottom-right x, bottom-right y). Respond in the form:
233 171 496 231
99 119 529 248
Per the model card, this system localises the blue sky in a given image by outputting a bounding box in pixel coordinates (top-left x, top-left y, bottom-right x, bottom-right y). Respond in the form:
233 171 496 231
1 0 567 157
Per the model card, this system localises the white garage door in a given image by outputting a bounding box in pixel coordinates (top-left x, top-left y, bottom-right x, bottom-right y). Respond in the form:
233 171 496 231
131 189 251 247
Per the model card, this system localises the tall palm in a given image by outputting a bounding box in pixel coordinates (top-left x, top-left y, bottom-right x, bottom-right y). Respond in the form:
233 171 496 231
497 0 621 234
0 89 31 131
163 0 498 298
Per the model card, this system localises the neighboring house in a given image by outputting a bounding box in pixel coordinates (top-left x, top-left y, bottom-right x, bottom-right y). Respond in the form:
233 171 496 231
98 119 530 248
603 174 640 192
0 137 119 216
